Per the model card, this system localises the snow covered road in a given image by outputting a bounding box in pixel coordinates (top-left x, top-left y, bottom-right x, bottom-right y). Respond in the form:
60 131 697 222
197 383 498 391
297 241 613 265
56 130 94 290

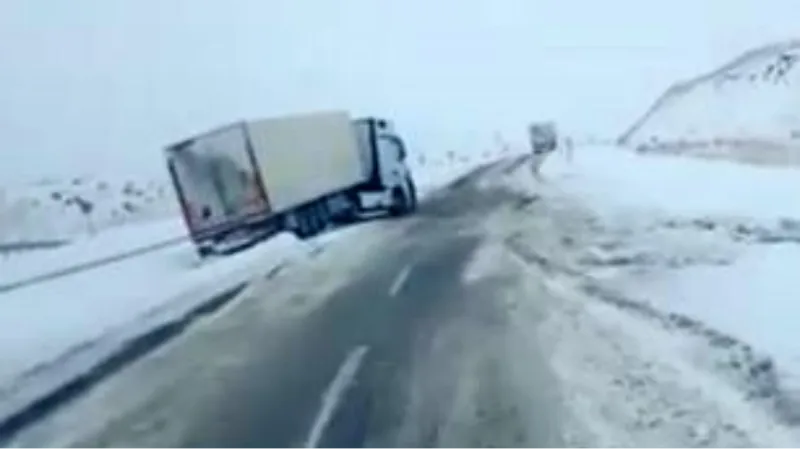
0 149 511 443
9 150 800 446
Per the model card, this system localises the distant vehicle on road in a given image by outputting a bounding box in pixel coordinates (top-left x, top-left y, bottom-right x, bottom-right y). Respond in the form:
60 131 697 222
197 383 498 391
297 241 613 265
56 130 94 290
529 121 558 154
165 111 417 257
529 121 559 174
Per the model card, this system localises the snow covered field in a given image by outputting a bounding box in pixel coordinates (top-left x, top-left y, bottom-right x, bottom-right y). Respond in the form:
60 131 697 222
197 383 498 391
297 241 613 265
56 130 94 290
0 176 176 242
538 145 800 423
0 218 186 289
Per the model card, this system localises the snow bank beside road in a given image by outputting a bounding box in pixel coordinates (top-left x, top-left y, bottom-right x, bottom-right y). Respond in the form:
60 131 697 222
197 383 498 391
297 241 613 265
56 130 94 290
484 157 798 444
410 147 521 196
548 145 800 221
0 218 185 288
0 233 310 434
539 144 800 422
628 243 800 397
449 164 798 446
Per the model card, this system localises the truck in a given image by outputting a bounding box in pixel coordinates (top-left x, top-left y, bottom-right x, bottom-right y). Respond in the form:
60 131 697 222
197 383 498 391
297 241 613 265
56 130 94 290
528 121 559 175
528 121 558 155
164 111 417 257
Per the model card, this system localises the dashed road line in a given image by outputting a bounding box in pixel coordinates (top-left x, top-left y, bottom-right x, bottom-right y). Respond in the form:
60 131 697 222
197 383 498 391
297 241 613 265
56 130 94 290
303 345 369 448
388 264 413 297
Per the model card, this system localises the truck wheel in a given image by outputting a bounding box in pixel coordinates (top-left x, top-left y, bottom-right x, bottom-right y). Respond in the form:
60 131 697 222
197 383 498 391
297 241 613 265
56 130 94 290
197 244 213 259
318 202 331 229
389 187 409 217
406 177 418 212
314 203 328 233
308 208 322 237
337 192 361 223
295 211 310 239
303 205 324 238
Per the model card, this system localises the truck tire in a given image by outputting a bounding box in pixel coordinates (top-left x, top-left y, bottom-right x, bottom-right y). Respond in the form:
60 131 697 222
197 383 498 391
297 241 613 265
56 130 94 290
406 176 418 212
389 186 409 217
336 192 360 224
318 202 331 229
301 204 325 238
309 206 322 237
197 245 213 259
314 203 329 233
295 210 311 239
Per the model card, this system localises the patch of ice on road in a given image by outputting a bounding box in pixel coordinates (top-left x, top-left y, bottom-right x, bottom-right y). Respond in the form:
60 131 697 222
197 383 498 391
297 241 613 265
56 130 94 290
461 242 508 284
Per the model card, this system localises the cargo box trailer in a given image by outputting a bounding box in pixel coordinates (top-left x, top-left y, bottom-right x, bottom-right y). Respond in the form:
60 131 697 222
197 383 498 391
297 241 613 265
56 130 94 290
165 111 417 257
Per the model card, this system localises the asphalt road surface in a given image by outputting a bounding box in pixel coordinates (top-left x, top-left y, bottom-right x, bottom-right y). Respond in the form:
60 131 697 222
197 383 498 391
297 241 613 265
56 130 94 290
11 156 566 447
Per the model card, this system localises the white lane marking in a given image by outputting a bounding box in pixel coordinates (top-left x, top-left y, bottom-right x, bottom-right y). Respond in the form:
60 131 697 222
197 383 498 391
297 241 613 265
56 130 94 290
304 345 369 448
389 264 413 297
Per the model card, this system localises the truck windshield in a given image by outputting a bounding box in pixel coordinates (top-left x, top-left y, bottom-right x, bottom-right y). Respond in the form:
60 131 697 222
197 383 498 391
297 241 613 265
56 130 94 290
383 136 407 161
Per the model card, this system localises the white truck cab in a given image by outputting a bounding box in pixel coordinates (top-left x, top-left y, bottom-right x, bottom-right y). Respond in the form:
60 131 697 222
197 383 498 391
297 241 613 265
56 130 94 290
351 118 417 216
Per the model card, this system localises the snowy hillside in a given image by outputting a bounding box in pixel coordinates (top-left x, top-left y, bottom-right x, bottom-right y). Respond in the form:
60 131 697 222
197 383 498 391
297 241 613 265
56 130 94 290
620 40 800 165
0 176 176 242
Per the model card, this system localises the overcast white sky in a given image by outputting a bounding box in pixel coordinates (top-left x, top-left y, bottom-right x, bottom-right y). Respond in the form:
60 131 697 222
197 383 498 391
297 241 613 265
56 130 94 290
0 0 797 182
